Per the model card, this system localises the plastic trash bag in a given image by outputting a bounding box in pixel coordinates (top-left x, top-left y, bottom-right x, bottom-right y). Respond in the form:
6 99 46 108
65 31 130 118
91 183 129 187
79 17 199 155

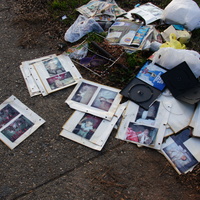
152 47 200 78
64 15 104 43
160 33 186 49
162 0 200 31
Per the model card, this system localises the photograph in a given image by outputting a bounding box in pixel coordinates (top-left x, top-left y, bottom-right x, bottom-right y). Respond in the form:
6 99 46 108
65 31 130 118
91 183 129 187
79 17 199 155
43 57 66 76
136 61 166 91
163 142 198 174
71 82 98 104
31 54 82 95
91 88 117 111
0 104 19 128
1 115 34 142
135 101 160 125
162 128 199 174
0 95 46 149
72 113 102 140
60 103 126 151
125 123 158 145
66 79 122 120
46 72 75 90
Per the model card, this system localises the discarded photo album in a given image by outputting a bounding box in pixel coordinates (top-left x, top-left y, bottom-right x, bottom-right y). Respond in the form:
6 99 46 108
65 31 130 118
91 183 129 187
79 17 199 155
120 60 167 110
65 79 123 121
159 90 195 134
189 102 200 137
115 99 171 150
124 2 163 25
60 103 126 151
20 54 82 96
161 128 200 174
0 95 45 149
20 54 56 96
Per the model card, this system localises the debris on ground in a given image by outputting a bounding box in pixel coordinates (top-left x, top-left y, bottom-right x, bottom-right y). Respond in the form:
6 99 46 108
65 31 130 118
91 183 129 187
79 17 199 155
3 0 200 179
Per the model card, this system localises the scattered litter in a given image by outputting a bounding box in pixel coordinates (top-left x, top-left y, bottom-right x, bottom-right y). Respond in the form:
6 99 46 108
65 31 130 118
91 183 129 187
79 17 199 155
162 0 200 31
105 18 154 51
161 61 200 104
0 95 45 149
120 60 167 110
20 54 82 96
65 41 89 60
15 0 200 174
65 79 122 121
60 102 126 151
64 14 104 43
76 0 126 21
152 48 200 78
160 33 186 49
124 2 164 25
161 25 191 44
61 15 67 20
116 99 171 150
159 91 195 134
161 127 200 174
189 102 200 137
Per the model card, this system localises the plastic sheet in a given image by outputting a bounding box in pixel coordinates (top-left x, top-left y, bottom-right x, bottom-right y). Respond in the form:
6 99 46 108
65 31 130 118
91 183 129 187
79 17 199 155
162 0 200 31
64 15 104 43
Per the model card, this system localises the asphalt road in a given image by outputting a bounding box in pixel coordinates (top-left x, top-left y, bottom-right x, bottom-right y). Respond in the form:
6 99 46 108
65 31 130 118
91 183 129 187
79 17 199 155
0 1 199 200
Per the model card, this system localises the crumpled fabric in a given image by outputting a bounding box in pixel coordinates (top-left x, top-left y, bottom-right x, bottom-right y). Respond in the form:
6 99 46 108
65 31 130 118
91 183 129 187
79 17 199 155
64 15 104 43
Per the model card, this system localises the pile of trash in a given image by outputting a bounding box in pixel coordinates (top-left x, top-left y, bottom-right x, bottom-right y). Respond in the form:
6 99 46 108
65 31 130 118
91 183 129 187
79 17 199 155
1 0 200 176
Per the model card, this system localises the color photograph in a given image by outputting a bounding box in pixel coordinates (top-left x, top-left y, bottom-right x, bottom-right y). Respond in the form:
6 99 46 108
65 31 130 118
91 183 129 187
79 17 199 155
126 123 158 145
71 82 98 104
91 88 117 111
0 104 19 128
72 113 102 140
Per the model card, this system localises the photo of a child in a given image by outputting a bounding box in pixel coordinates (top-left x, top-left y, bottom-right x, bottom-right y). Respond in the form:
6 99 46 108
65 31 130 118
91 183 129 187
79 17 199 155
73 114 102 140
126 123 158 145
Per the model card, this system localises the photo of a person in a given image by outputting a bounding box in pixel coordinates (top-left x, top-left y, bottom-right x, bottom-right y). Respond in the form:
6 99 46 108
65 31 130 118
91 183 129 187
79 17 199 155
136 61 166 91
91 88 117 111
163 142 198 174
43 57 65 76
72 83 98 104
135 101 160 125
47 72 75 90
125 123 157 145
1 115 34 142
73 114 102 140
0 104 19 128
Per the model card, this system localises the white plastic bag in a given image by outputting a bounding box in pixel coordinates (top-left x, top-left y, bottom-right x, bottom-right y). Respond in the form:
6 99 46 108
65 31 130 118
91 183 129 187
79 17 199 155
152 47 200 78
64 15 104 43
162 0 200 31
